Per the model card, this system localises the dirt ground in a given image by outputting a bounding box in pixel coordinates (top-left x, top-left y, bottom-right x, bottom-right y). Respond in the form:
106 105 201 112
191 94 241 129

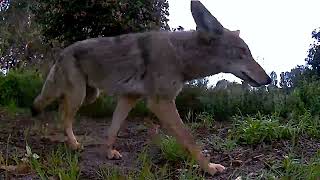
1 109 320 180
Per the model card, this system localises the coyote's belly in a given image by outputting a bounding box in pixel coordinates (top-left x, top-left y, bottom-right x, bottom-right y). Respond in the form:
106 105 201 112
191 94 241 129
83 59 183 99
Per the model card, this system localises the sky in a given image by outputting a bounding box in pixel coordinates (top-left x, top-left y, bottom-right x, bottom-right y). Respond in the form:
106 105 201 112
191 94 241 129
168 0 320 86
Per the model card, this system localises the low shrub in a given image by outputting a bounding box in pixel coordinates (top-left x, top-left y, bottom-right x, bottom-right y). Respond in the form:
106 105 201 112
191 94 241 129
230 114 299 145
0 69 43 108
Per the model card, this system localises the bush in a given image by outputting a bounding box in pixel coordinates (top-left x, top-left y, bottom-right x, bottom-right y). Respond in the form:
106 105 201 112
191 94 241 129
177 83 287 121
293 80 320 116
0 69 43 108
230 114 299 145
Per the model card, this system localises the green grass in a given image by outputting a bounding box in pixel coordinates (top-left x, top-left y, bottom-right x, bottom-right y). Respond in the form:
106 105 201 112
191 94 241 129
156 135 189 163
96 166 127 180
206 134 237 152
259 152 320 180
28 144 81 180
96 147 205 180
96 149 173 180
177 160 206 180
230 114 300 145
229 111 320 146
187 112 215 130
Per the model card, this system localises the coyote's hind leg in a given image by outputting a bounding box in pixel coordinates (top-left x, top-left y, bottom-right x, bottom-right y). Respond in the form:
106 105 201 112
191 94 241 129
105 95 138 159
147 98 225 176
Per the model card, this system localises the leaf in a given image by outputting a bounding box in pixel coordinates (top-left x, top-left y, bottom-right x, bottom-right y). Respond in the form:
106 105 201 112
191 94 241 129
32 153 40 160
26 145 32 156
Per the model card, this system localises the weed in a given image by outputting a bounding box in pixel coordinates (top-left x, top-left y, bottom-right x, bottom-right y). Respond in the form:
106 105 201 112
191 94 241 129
206 134 237 152
0 69 42 108
189 112 215 130
258 152 320 179
157 135 189 163
231 114 299 145
29 144 80 180
96 166 126 180
177 160 205 180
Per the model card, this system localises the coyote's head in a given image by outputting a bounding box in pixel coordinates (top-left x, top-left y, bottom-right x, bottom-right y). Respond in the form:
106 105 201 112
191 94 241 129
191 0 271 87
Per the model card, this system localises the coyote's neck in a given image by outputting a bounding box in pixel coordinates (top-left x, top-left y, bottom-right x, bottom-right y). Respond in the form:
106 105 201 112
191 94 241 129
169 31 224 81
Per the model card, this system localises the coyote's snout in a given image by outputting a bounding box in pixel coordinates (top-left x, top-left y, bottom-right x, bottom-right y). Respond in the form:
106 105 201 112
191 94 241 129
31 0 270 176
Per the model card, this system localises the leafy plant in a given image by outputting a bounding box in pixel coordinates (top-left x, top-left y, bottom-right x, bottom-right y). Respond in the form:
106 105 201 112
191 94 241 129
231 114 299 145
157 135 189 163
29 145 81 180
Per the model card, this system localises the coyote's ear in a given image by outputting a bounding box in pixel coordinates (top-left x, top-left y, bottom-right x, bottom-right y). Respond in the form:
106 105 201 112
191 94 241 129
191 0 224 35
231 30 240 36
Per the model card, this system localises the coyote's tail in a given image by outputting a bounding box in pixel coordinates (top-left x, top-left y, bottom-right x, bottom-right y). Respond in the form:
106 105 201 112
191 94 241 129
31 63 64 116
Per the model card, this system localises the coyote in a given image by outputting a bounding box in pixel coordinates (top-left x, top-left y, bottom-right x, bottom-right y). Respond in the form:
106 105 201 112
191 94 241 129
31 0 271 175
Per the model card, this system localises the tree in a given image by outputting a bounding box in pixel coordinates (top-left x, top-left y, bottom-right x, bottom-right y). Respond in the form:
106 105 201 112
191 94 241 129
0 0 10 12
187 77 209 89
269 71 278 87
0 0 43 73
172 25 184 32
31 0 170 47
305 28 320 76
279 65 306 91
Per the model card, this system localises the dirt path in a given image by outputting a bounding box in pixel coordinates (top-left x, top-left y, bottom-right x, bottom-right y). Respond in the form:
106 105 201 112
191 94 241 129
1 110 320 179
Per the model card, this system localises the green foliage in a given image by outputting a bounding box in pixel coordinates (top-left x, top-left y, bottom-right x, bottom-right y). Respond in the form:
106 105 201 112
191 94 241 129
96 166 126 180
175 84 207 120
205 134 237 152
189 112 215 129
79 95 116 118
265 152 320 179
231 110 320 145
282 153 320 180
0 69 42 107
130 101 152 117
0 0 43 71
31 0 170 47
292 80 320 116
291 111 320 139
95 149 204 180
231 114 299 145
177 83 280 121
306 27 320 76
157 135 189 163
79 96 151 118
29 144 80 180
177 160 205 180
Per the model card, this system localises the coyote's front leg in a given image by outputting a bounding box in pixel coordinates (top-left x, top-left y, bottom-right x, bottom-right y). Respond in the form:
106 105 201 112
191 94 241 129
147 98 225 176
104 96 138 159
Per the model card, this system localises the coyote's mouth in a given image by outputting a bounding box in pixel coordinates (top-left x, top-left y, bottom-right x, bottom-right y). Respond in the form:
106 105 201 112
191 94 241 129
241 71 261 87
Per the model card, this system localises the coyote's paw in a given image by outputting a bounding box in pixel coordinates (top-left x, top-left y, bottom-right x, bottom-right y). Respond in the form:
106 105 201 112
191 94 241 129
67 140 83 151
207 163 226 175
106 149 122 160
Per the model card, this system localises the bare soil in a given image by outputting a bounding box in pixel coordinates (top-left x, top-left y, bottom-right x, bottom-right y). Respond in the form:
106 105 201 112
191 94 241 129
1 109 320 180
